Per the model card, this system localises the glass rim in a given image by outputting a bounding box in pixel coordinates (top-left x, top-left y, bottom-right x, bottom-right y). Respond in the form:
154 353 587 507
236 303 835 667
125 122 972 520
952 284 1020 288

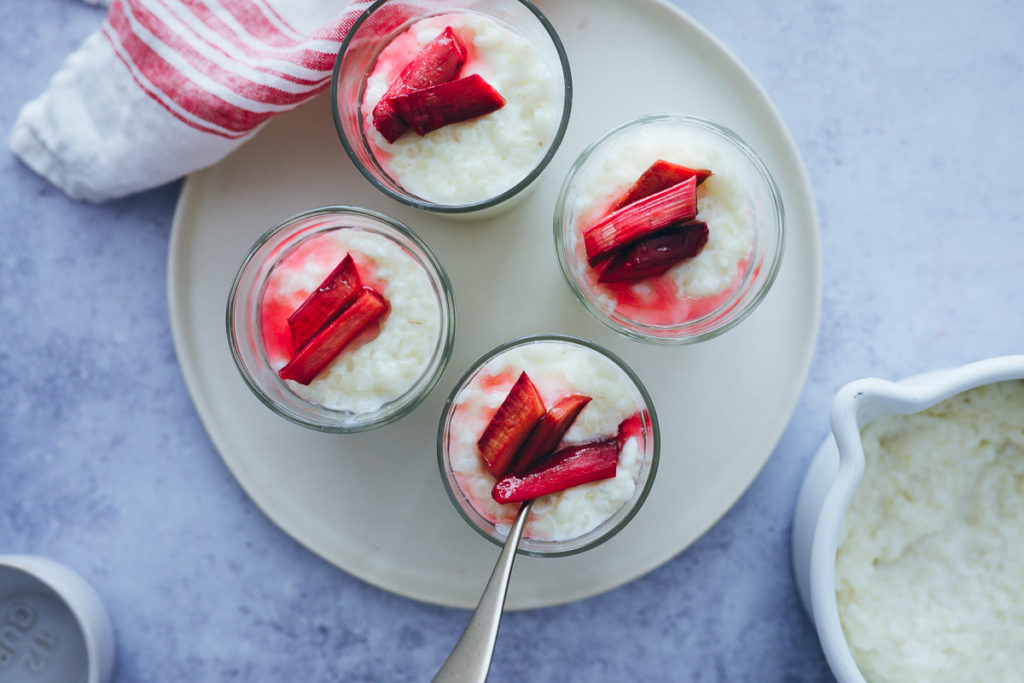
435 333 661 557
226 205 457 433
330 0 574 214
554 113 786 345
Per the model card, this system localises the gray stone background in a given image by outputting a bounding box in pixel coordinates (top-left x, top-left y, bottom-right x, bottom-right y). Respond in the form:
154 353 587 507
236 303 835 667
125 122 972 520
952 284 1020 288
2 0 1022 680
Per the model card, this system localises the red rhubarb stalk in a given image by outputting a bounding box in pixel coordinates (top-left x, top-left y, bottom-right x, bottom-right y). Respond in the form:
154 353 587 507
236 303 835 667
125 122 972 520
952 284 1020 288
616 413 644 452
598 221 709 283
583 175 698 267
476 372 546 478
286 254 362 351
386 73 506 136
372 26 467 143
492 438 620 504
610 159 712 212
278 287 389 385
513 394 592 474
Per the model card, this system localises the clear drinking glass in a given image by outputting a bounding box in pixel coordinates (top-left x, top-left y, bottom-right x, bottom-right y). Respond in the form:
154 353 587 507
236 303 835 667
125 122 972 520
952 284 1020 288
227 206 456 432
437 335 659 557
331 0 572 218
554 114 785 344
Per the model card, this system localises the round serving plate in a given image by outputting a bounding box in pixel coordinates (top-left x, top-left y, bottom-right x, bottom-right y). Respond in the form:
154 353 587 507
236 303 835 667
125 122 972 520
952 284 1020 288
168 0 821 609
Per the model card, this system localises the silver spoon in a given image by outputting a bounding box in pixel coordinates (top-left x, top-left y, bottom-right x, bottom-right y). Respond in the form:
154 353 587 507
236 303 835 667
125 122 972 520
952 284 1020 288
433 501 534 683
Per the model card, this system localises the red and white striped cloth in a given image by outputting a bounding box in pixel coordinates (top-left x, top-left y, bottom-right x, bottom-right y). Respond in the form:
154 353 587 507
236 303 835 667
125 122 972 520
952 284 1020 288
9 0 377 202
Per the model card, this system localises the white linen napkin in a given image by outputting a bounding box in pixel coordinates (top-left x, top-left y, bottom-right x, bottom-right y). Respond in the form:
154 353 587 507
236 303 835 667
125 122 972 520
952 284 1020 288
8 0 379 202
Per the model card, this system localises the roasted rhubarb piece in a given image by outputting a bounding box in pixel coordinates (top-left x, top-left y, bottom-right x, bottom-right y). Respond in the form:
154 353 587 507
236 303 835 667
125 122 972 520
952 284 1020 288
616 413 644 451
583 175 698 267
372 26 467 143
598 221 709 283
492 438 619 504
611 159 712 212
286 254 362 350
476 372 546 477
387 74 506 136
278 287 389 385
513 394 592 474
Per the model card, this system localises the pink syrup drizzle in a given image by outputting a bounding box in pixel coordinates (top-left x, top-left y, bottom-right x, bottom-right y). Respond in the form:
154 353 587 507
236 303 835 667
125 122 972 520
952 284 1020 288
450 363 647 536
573 196 754 328
259 232 388 367
363 16 485 172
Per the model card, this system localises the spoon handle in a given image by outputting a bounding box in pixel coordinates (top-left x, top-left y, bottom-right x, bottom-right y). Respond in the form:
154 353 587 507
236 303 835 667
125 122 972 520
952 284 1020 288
433 502 533 683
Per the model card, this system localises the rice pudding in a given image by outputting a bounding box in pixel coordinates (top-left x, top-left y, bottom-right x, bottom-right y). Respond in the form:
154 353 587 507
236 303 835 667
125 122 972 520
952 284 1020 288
568 120 757 325
260 227 441 413
555 115 784 343
835 380 1024 682
361 12 561 205
444 339 653 542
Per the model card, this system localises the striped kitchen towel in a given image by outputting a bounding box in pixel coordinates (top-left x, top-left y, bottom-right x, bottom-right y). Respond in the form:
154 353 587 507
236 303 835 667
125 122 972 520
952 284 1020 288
8 0 391 202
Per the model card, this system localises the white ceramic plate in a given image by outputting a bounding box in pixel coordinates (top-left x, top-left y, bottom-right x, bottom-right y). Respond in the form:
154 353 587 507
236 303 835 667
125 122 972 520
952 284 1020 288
168 0 821 610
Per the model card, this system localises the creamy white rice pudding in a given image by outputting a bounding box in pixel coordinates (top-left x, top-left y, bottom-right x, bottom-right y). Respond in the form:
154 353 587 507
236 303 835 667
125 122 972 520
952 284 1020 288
446 340 646 541
567 118 759 326
260 228 441 413
836 380 1024 682
362 12 560 205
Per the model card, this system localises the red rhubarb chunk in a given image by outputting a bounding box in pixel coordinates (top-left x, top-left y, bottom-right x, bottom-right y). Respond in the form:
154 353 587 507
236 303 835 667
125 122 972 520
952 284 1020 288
611 159 712 212
286 254 362 351
278 287 389 385
584 175 698 267
616 413 644 452
386 74 506 136
598 221 709 284
372 27 468 143
477 372 546 478
492 438 619 504
513 394 592 474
